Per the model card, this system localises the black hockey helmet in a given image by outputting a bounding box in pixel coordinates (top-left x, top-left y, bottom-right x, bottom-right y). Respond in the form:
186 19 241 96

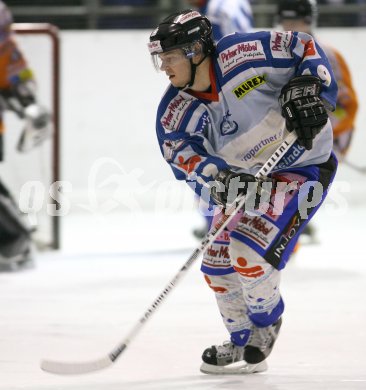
277 0 317 24
148 10 215 88
148 10 215 57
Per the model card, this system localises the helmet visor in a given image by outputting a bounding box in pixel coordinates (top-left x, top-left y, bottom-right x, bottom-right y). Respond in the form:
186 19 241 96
151 50 192 72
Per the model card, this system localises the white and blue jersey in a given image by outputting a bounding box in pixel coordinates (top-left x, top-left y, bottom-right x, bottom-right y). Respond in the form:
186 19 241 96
199 0 254 41
155 31 338 272
157 31 337 196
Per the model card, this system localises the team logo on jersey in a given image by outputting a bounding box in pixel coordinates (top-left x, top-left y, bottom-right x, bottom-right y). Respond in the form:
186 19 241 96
232 75 266 99
177 154 202 174
270 31 293 59
219 41 266 76
302 38 321 61
220 110 238 136
161 95 193 132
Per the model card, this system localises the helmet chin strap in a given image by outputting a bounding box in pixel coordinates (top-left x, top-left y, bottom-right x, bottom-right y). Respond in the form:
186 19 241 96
178 55 207 91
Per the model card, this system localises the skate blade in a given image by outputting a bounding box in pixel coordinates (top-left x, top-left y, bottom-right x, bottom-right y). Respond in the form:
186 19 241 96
200 359 268 375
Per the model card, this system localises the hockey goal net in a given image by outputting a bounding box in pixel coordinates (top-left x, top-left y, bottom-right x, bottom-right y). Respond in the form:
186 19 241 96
1 23 60 250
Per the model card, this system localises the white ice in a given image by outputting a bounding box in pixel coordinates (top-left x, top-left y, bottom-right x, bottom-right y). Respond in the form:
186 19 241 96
1 163 366 390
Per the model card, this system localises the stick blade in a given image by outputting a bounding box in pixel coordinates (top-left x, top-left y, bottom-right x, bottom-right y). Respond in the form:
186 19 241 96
40 356 113 375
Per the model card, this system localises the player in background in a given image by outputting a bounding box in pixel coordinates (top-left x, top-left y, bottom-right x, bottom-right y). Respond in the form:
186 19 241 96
0 0 53 271
276 0 358 243
186 0 254 239
148 10 337 374
185 0 254 41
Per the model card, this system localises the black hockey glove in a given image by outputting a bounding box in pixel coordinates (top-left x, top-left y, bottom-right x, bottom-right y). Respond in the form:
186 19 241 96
210 169 272 209
279 75 328 150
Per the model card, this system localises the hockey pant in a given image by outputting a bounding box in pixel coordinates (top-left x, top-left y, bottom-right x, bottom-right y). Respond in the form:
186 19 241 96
0 179 32 263
201 154 337 346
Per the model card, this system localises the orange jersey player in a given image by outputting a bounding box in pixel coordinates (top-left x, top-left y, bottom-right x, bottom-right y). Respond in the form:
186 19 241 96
322 45 358 157
0 0 52 271
0 38 35 158
0 0 52 159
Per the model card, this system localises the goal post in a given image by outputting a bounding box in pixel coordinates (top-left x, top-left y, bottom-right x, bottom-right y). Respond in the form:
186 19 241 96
3 23 61 250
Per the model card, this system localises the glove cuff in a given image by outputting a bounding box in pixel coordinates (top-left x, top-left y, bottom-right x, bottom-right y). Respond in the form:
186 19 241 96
279 75 322 107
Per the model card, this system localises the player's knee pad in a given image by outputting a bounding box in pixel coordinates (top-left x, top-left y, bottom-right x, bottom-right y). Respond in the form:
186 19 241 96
203 272 253 345
229 238 275 284
203 273 247 323
229 238 283 326
203 272 241 294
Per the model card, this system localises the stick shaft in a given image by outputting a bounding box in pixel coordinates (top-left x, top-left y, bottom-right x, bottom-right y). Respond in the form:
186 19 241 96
40 131 298 375
109 131 298 361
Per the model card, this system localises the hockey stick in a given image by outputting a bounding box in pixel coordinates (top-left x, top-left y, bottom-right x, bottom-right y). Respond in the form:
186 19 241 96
343 159 366 175
40 131 298 375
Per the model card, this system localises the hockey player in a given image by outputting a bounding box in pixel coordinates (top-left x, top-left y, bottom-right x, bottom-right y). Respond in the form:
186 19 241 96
186 0 254 240
186 0 253 41
277 0 358 159
0 0 52 270
148 10 338 374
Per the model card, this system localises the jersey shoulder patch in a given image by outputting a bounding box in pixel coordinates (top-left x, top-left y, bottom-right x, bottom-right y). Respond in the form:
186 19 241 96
158 88 195 133
216 32 267 76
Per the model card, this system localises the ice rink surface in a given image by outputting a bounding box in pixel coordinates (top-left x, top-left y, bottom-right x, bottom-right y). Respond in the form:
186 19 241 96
1 174 366 390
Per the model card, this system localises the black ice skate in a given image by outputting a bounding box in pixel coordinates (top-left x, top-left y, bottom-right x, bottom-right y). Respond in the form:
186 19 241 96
200 341 268 374
244 317 282 364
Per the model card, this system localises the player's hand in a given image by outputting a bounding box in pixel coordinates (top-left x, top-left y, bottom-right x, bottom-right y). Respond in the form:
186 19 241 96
279 75 328 150
210 169 272 209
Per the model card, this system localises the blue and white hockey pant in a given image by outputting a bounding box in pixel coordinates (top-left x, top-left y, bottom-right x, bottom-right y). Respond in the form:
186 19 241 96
201 155 337 347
